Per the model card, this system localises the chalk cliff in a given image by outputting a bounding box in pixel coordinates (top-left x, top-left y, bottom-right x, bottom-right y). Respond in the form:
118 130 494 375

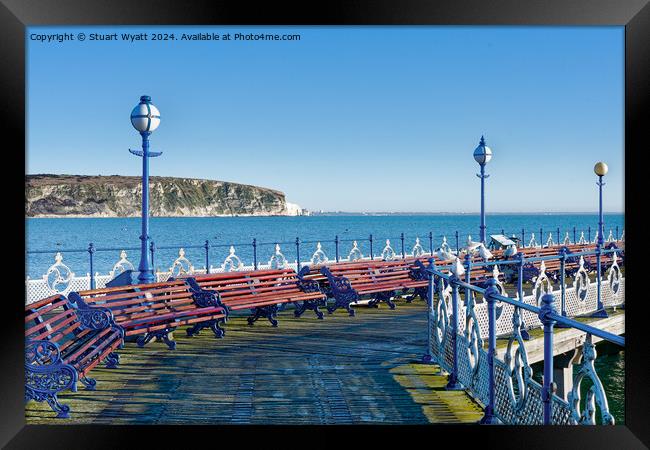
26 175 303 217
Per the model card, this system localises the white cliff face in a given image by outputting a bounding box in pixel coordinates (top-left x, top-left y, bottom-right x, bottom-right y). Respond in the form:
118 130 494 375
26 175 295 217
285 202 304 216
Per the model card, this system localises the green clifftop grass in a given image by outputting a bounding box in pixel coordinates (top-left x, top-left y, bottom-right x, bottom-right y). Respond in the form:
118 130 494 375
25 174 289 217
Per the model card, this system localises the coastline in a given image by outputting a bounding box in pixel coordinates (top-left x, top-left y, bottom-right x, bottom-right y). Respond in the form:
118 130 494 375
25 211 624 218
25 213 306 219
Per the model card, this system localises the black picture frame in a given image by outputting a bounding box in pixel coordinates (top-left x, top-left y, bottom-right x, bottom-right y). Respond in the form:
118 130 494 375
3 0 648 447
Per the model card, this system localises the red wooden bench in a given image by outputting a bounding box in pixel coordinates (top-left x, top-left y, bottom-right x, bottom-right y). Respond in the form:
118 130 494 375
316 259 435 314
299 253 500 314
69 278 228 350
25 294 124 418
495 242 622 283
182 268 327 325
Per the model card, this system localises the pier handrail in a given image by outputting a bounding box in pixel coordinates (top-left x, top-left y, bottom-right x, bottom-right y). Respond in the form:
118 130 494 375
468 246 620 268
26 226 623 304
420 264 624 347
417 244 625 425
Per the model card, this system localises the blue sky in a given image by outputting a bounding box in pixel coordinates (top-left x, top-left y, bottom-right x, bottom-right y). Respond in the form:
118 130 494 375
27 26 624 213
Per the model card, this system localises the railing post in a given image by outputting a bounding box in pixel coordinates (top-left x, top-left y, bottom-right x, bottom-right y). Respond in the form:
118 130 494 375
455 231 459 254
539 227 543 243
369 234 374 260
556 227 560 245
573 226 577 244
556 247 569 329
252 238 258 270
588 226 591 243
428 231 433 255
149 241 156 273
446 275 462 390
592 241 608 318
464 253 471 309
204 240 210 274
538 293 558 425
335 235 339 262
400 232 405 259
517 252 530 340
501 228 504 235
296 237 301 271
616 225 619 241
88 243 96 290
423 258 436 363
480 278 500 424
521 228 525 246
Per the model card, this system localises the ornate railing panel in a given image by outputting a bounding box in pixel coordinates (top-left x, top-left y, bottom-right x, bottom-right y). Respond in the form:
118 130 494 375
424 248 624 425
222 246 243 272
310 242 328 265
381 239 396 261
169 248 194 278
109 250 135 278
26 236 624 309
347 241 363 261
412 237 425 258
268 244 288 269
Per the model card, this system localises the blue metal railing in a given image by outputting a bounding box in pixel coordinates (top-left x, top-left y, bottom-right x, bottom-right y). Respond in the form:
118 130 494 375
418 245 624 425
26 224 623 284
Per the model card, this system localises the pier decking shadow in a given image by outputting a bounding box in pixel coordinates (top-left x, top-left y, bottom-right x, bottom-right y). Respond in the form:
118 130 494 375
25 301 483 425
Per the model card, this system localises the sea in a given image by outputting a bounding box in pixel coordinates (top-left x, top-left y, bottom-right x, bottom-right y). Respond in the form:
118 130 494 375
25 212 625 423
26 213 624 278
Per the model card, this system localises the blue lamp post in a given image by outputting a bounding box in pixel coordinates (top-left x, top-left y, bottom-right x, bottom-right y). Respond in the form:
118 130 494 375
592 161 608 318
473 136 492 244
130 95 162 284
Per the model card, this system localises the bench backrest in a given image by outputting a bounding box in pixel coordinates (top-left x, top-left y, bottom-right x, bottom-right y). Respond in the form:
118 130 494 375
25 295 81 345
187 268 306 303
71 279 210 323
300 253 505 287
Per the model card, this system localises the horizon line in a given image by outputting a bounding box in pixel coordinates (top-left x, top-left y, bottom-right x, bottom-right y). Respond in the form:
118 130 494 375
308 211 624 215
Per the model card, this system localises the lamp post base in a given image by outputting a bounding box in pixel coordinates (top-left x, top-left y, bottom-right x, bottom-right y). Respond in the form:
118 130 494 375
137 271 155 285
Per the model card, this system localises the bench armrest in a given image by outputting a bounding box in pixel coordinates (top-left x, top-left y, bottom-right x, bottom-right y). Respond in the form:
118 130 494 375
25 340 63 366
409 267 428 281
25 340 78 397
193 290 225 309
521 262 540 283
297 265 311 281
185 278 229 316
297 279 322 293
76 306 117 331
320 267 356 296
67 291 90 308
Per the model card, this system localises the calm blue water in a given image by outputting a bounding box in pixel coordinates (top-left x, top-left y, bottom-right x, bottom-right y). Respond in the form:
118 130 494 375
26 213 623 278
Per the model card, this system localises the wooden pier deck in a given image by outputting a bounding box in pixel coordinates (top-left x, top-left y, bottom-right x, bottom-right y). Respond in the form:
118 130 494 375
25 300 483 425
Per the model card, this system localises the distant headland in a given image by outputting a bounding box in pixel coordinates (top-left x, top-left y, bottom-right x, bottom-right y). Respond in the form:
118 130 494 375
25 174 307 218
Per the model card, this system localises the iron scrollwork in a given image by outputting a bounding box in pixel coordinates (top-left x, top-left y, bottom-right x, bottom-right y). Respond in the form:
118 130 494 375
185 278 227 310
294 277 326 319
531 261 553 307
567 334 615 425
320 267 358 316
464 290 483 383
573 257 590 302
503 306 533 418
434 279 451 352
25 340 78 418
77 307 114 330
